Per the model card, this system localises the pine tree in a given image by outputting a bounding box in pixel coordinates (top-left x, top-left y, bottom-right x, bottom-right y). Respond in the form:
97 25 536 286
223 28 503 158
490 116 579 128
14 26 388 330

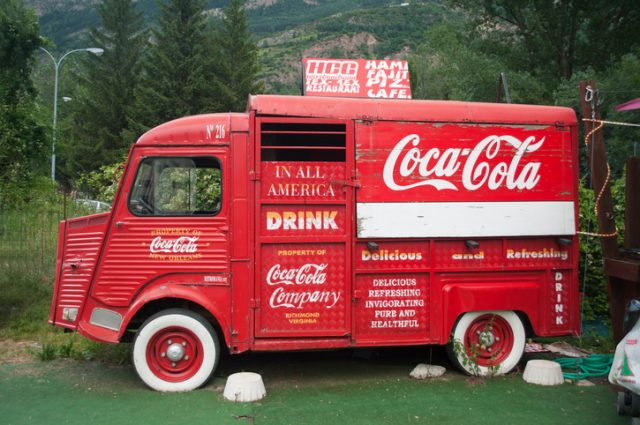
130 0 215 134
62 0 146 180
214 0 264 112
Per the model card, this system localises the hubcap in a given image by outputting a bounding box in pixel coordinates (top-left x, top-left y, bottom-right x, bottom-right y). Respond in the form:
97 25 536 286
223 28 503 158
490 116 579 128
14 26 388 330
166 343 185 362
478 330 495 347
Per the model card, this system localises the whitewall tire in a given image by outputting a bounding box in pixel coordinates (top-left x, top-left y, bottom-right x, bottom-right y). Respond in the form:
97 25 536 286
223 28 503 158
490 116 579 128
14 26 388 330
133 308 219 392
447 311 525 376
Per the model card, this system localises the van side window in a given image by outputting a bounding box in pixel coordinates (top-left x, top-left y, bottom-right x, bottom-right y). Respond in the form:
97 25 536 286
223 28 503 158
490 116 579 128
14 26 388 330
129 157 222 216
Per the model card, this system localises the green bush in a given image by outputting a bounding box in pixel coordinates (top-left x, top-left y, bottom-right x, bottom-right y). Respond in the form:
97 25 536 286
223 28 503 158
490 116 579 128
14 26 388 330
76 156 126 204
578 175 626 323
33 343 57 361
29 332 132 364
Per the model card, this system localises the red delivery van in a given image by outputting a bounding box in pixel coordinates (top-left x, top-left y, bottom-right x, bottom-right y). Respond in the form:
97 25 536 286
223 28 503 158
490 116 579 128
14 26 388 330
50 95 579 391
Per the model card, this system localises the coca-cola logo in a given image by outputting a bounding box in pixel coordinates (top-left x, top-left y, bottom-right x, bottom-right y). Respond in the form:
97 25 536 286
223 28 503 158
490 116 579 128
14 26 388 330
266 263 327 285
149 236 199 254
266 262 340 309
383 134 544 192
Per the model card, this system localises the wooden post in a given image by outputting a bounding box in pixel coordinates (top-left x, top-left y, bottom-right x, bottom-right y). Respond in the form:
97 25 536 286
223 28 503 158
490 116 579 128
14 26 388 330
626 158 640 251
579 81 620 255
578 81 626 341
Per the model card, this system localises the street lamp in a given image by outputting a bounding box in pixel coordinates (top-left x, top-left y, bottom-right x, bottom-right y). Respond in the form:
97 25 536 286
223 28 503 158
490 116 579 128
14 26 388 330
39 47 104 181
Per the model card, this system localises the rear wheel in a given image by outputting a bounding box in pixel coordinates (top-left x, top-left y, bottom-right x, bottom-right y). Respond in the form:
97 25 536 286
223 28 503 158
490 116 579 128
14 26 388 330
617 391 630 415
447 311 525 376
133 308 219 392
632 393 640 417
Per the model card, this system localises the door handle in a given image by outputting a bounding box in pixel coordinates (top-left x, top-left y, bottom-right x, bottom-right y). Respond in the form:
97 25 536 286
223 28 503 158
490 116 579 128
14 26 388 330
115 221 129 229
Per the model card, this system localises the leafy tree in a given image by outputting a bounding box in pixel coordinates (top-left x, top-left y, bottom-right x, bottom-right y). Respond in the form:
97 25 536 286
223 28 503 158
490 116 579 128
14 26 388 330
450 0 640 85
598 53 640 177
551 53 640 178
76 154 128 203
130 0 215 135
213 0 264 112
409 23 545 103
0 0 39 102
0 0 48 207
60 0 146 182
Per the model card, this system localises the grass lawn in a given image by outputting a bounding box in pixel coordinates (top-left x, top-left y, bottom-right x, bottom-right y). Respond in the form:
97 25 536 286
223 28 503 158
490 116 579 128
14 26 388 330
0 347 628 425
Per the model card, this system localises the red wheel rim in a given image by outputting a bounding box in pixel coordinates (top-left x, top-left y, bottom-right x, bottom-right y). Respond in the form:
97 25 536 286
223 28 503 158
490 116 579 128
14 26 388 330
146 326 204 382
463 314 514 367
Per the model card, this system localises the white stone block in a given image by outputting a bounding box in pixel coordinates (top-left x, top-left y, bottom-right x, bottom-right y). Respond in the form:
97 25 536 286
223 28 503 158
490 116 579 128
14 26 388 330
223 372 266 402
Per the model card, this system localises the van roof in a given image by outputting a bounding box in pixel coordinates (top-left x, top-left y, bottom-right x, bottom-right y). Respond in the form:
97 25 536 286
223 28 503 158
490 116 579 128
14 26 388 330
248 95 577 126
137 95 577 145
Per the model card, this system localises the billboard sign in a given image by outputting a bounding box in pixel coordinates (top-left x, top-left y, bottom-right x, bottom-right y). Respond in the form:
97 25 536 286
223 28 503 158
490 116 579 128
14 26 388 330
302 58 411 99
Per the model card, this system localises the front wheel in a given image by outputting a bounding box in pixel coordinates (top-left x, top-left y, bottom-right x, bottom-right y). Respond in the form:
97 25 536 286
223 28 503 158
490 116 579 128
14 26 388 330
133 308 219 392
447 311 525 376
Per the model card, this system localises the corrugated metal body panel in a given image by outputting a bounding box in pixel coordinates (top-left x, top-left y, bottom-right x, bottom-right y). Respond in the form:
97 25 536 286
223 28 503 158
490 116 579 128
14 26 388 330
353 120 576 239
354 273 429 343
355 121 574 202
258 243 348 336
53 213 109 326
254 118 354 338
90 146 231 308
92 218 229 306
353 240 430 343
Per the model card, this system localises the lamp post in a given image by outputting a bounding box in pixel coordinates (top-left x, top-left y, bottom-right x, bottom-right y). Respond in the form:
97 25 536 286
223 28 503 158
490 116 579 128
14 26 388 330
39 47 104 181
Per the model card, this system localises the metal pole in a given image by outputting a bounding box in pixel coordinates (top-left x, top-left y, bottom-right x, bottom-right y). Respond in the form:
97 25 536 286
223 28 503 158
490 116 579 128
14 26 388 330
39 47 104 181
52 60 59 180
500 73 512 104
39 47 57 180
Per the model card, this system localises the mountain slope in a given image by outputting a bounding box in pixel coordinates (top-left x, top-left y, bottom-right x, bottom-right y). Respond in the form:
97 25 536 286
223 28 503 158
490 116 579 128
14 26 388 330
27 0 455 93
